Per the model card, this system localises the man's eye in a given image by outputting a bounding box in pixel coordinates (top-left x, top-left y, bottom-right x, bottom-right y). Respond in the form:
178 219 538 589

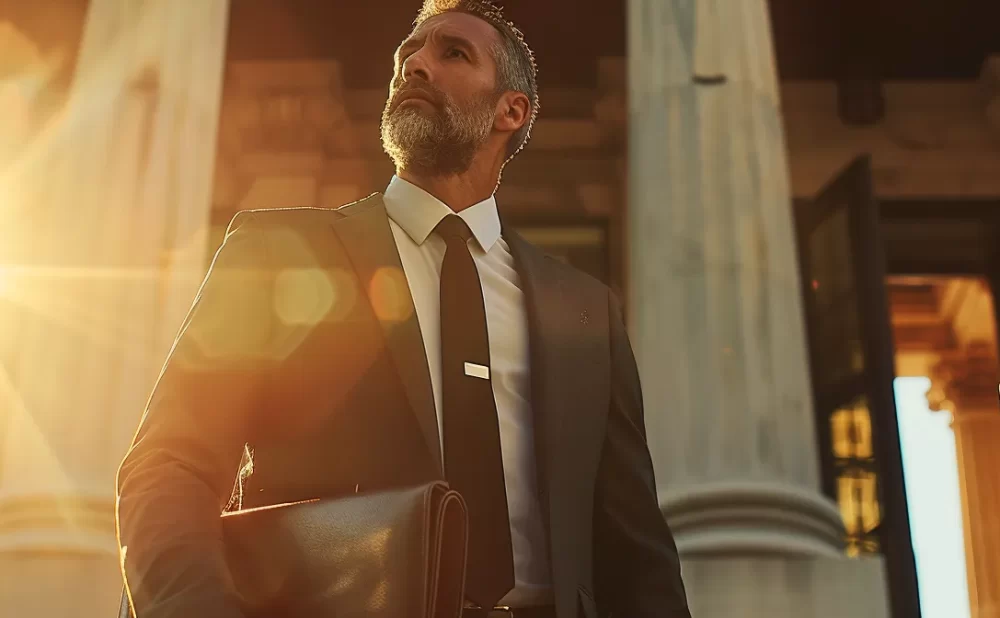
446 47 468 60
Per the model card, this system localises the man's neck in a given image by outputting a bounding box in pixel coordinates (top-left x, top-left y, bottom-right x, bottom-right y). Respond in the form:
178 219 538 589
398 162 500 212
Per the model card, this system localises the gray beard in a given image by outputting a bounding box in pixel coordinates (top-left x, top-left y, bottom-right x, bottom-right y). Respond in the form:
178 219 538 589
380 92 495 176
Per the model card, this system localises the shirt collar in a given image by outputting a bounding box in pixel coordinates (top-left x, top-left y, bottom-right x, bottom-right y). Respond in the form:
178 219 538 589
383 175 501 253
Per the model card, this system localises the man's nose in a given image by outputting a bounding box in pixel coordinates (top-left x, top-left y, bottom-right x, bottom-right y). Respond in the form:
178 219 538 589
401 48 432 84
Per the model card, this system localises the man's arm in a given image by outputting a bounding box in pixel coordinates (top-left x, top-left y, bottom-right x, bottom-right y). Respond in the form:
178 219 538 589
116 212 275 618
593 291 691 617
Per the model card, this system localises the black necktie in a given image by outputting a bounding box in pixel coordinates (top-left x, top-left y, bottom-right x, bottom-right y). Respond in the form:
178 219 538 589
436 214 515 608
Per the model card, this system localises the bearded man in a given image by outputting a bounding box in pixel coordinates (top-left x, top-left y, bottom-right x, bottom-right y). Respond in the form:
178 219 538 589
115 2 691 617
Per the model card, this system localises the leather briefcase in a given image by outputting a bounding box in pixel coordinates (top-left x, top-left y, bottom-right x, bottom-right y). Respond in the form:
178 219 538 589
118 481 468 618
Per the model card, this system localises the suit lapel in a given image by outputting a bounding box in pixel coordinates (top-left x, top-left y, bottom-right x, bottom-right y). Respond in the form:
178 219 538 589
332 195 443 476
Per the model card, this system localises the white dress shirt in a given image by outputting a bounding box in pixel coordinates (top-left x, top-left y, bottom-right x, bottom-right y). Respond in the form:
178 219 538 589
382 175 552 607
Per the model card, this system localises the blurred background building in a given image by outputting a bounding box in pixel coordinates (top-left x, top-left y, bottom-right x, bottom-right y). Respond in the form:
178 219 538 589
1 1 998 616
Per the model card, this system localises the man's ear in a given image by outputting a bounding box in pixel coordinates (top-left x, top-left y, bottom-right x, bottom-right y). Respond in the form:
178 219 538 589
495 91 531 134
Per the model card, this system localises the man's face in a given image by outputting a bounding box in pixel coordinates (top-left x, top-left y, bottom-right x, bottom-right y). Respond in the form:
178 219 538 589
380 12 502 175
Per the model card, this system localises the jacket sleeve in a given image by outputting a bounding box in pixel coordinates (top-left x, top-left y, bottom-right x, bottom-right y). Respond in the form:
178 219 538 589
116 212 276 618
593 290 691 617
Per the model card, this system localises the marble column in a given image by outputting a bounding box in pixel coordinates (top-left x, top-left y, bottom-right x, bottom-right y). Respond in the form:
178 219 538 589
0 1 230 616
627 1 889 615
954 411 1000 618
930 345 1000 618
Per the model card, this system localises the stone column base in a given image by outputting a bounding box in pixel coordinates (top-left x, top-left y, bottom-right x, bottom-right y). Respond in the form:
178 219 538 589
0 492 120 615
681 556 889 618
662 482 847 558
0 553 120 617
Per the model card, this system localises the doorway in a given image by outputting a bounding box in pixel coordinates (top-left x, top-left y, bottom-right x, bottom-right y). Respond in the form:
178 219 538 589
796 160 1000 618
887 276 1000 618
881 200 1000 618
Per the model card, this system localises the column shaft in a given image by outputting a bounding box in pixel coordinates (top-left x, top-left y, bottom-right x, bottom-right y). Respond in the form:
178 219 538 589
628 0 841 554
953 411 1000 618
627 1 890 615
0 1 230 615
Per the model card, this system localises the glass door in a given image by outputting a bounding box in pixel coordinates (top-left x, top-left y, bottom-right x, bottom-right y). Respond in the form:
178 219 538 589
795 154 921 618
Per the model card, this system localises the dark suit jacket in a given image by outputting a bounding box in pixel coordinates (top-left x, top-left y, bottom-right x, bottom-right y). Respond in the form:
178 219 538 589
116 194 690 618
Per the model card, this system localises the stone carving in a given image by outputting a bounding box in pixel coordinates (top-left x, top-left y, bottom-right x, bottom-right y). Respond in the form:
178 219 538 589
925 338 1000 618
927 341 999 415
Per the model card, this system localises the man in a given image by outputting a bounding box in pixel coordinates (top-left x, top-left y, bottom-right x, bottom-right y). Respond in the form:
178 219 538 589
116 1 691 617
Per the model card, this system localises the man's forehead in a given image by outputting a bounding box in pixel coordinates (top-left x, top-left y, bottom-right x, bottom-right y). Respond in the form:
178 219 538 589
406 12 500 47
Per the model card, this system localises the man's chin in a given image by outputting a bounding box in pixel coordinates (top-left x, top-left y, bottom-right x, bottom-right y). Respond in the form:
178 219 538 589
383 141 475 176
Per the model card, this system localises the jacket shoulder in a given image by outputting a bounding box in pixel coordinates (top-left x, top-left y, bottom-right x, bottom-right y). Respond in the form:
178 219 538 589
508 229 612 305
554 255 612 300
224 193 382 235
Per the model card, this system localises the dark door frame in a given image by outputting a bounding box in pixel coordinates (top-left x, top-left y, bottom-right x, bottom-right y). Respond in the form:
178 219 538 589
880 199 1000 275
795 156 922 618
881 198 1000 335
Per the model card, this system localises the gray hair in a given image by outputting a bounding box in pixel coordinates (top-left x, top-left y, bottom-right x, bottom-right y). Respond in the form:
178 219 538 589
413 0 539 161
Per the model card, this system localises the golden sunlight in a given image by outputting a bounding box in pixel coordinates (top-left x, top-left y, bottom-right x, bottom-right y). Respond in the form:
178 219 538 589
368 267 413 323
274 267 337 326
0 9 230 603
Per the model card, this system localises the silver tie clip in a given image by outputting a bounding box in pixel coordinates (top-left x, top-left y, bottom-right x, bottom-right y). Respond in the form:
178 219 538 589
464 362 490 380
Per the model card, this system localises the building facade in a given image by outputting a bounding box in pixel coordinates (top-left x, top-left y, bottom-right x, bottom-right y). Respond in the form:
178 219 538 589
1 0 998 616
